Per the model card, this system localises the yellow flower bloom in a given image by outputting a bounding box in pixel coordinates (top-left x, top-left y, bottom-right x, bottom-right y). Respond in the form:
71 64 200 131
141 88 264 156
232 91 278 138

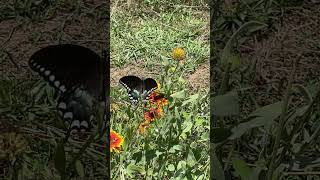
156 81 161 91
172 47 186 61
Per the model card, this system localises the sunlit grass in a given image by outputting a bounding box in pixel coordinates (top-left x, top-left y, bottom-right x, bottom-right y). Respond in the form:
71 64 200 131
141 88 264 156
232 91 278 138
110 1 209 179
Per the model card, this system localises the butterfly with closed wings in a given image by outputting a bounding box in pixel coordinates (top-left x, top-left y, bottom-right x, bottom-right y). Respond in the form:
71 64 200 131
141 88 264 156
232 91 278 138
29 44 107 134
119 75 158 104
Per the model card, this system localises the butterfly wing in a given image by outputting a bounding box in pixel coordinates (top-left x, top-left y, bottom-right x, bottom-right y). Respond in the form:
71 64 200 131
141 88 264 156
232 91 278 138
29 44 105 133
119 75 143 104
142 78 158 100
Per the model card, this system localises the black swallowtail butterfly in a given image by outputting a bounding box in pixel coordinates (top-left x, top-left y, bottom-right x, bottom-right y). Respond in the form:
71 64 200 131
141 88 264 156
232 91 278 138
29 44 106 133
119 75 158 104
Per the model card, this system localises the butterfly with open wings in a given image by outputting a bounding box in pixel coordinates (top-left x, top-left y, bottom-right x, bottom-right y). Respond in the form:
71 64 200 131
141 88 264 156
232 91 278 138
119 75 159 104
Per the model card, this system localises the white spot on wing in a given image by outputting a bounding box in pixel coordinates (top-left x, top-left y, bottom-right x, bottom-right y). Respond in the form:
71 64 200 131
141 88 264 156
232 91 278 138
80 121 88 128
54 81 60 87
63 112 73 119
49 75 55 81
59 85 66 92
40 67 45 72
58 102 66 109
71 120 80 128
36 65 41 69
44 70 50 76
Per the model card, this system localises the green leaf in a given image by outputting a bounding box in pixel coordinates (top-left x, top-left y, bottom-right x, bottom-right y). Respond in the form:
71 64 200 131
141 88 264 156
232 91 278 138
182 121 193 133
194 116 205 127
249 101 283 118
178 77 186 84
168 148 176 153
126 164 146 175
229 101 283 140
75 160 85 177
201 131 209 141
190 142 197 149
54 140 66 178
230 54 241 70
155 150 164 157
246 23 267 33
172 145 183 151
285 105 308 126
174 106 180 118
232 157 252 180
182 93 199 106
177 161 187 170
171 90 186 99
293 84 312 104
212 91 239 116
211 147 225 180
187 149 196 167
306 81 318 98
162 58 170 66
34 84 46 103
167 164 175 172
221 21 267 65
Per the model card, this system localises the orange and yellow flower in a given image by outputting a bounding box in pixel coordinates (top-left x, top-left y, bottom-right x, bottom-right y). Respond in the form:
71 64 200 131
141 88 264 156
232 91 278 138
139 107 164 134
148 91 168 107
110 130 124 153
144 107 163 122
138 80 169 134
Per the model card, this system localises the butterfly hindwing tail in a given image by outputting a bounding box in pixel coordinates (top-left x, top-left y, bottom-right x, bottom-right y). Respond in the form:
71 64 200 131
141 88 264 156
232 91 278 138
57 91 92 134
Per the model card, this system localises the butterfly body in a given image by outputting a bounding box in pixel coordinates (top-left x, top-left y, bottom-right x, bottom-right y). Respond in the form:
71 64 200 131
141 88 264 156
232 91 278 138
119 75 158 104
29 44 106 133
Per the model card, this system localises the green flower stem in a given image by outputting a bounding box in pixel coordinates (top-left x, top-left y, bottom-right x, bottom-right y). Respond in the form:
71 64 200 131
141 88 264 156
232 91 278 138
144 134 149 179
169 59 181 79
